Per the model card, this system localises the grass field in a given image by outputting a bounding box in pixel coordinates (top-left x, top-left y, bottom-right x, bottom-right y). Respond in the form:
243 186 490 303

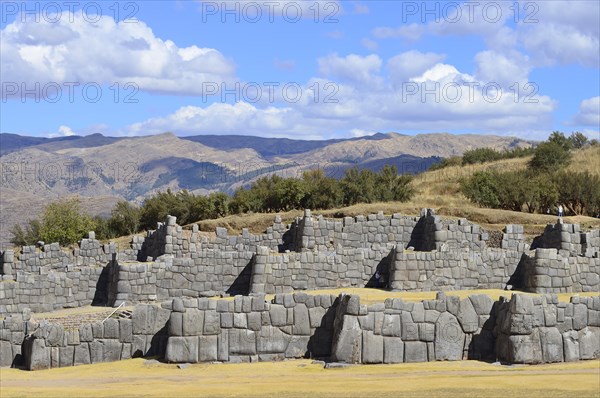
1 358 599 398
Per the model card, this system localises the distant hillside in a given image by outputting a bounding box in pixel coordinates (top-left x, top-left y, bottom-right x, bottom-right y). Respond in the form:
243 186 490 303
181 132 391 158
0 131 532 248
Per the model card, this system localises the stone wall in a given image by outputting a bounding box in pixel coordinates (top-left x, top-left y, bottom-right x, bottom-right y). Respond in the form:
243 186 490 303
522 248 600 293
249 246 396 294
3 293 599 369
165 293 338 363
2 211 599 315
389 248 524 291
1 304 170 370
330 292 497 363
291 209 488 253
495 294 600 363
532 222 600 257
109 250 255 306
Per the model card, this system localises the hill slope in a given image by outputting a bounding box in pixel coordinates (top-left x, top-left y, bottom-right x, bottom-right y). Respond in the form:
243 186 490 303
0 131 533 248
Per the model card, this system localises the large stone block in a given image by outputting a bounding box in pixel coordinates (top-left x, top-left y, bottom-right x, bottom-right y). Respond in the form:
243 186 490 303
198 335 218 362
383 337 404 364
257 326 289 354
59 346 75 367
578 327 600 360
73 343 91 366
119 319 133 343
435 312 464 361
269 305 287 327
361 331 383 364
229 329 256 355
457 299 478 333
292 304 311 335
331 315 361 363
165 336 198 363
505 330 542 364
204 310 221 335
562 331 580 362
183 309 204 336
24 338 49 370
539 327 563 363
573 304 588 330
404 341 427 363
132 305 170 335
103 319 120 340
469 295 494 315
285 335 310 358
381 314 401 337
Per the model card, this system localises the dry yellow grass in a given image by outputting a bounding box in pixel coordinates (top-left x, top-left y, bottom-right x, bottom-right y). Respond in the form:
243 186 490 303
1 358 598 398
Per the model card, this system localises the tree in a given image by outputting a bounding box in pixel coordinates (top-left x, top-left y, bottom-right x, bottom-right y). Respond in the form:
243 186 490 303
301 169 343 210
340 167 376 205
108 200 141 236
529 141 571 171
208 192 230 218
39 198 96 246
568 131 588 149
273 178 305 211
10 219 42 246
375 165 415 202
460 171 500 208
462 148 502 165
548 131 573 151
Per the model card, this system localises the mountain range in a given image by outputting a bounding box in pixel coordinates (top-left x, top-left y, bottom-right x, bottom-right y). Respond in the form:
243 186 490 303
0 132 532 248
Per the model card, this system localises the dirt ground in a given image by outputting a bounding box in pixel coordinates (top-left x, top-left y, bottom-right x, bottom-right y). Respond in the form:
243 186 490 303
1 358 599 398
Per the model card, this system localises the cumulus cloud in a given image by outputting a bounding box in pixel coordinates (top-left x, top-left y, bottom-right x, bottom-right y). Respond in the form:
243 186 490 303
387 51 446 85
571 97 600 127
318 53 383 86
474 50 531 87
0 13 236 97
370 1 599 68
123 53 556 139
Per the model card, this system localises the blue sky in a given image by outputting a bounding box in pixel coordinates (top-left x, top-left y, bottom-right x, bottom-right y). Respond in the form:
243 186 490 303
1 0 599 140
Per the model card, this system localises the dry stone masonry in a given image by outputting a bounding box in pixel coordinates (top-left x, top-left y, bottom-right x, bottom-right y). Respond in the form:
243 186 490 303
0 209 598 370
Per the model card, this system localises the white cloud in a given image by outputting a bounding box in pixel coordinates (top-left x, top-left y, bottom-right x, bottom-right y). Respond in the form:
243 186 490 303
318 53 382 86
474 50 531 87
124 54 556 139
360 38 378 51
571 97 600 127
0 13 236 97
387 51 446 85
372 23 424 41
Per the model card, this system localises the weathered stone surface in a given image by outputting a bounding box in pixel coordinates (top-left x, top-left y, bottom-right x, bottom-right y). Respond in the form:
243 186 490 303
539 327 563 363
404 341 427 363
229 329 256 355
198 335 218 362
285 335 310 358
578 327 600 360
25 338 50 370
457 299 478 333
182 309 204 336
257 326 289 354
506 330 542 364
166 336 198 363
73 343 91 366
383 336 404 364
269 305 287 327
562 331 580 362
331 315 361 363
361 331 383 364
435 312 464 361
292 304 311 335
